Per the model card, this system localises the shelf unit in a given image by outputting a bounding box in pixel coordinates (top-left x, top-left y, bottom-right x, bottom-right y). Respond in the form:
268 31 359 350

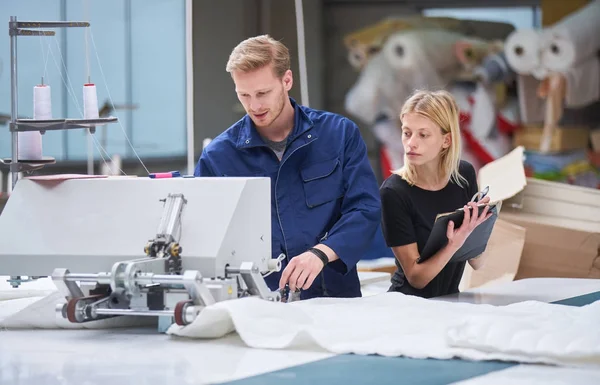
3 17 119 189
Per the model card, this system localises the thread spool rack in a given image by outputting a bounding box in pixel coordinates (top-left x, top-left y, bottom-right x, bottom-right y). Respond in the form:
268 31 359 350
1 17 119 188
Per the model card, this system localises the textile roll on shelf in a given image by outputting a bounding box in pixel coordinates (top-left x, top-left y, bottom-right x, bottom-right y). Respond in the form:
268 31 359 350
562 55 600 108
381 29 465 90
504 0 600 78
541 0 600 73
504 29 547 79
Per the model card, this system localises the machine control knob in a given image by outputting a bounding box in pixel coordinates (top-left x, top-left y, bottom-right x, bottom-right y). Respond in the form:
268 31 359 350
169 243 182 257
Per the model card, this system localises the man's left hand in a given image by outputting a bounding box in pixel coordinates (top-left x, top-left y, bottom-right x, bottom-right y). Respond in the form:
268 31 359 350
279 251 325 291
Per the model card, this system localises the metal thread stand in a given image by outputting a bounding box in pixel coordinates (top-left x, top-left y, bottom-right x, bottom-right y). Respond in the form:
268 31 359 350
4 16 119 190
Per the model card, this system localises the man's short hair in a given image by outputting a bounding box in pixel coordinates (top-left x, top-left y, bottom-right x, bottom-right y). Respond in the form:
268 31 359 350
226 34 290 78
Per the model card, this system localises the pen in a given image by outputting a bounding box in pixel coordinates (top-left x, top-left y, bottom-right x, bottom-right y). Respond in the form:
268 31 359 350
471 186 489 202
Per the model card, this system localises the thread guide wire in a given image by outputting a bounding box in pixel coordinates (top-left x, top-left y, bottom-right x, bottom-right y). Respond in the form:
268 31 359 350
5 17 119 177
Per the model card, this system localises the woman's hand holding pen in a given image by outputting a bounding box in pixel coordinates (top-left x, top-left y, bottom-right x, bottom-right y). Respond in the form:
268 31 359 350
446 197 492 251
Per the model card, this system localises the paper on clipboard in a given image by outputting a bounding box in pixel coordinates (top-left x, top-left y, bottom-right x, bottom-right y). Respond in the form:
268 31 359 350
477 146 527 204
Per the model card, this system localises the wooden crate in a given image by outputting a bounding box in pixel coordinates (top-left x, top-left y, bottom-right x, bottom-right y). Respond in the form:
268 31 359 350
513 125 590 152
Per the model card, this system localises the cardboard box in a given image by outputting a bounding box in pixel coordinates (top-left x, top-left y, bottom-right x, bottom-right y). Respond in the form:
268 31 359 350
471 146 600 286
499 209 600 279
499 177 600 280
357 258 397 275
513 125 590 152
459 219 526 290
505 177 600 223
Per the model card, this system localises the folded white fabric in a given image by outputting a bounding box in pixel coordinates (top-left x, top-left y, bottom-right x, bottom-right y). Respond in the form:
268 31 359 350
447 299 600 366
0 276 57 301
0 276 153 329
167 292 600 367
2 283 599 368
0 291 154 329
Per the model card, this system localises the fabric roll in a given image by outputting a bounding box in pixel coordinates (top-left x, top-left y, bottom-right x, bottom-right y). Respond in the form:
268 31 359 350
563 55 600 108
541 0 600 72
504 29 548 80
382 29 464 90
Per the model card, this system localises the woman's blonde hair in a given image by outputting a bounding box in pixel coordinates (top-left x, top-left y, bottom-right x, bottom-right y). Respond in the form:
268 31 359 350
393 89 467 188
226 35 290 78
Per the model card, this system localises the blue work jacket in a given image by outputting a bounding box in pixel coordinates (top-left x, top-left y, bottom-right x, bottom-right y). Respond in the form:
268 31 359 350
194 98 385 299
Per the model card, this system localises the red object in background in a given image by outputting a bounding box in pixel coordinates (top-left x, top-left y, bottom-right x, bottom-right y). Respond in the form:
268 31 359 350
588 151 600 169
524 165 534 177
497 113 518 135
459 94 519 167
459 111 495 165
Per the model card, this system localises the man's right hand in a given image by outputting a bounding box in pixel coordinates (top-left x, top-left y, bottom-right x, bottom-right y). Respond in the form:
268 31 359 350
446 199 492 251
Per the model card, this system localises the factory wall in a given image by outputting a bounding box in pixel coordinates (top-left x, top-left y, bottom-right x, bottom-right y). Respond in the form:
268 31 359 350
190 0 545 180
1 0 599 193
0 0 187 169
191 0 325 161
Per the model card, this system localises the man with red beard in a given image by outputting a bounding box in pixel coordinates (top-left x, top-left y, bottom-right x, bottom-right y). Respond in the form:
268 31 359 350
195 35 389 300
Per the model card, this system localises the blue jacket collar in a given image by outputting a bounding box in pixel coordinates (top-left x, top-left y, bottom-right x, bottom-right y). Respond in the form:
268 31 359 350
236 97 315 149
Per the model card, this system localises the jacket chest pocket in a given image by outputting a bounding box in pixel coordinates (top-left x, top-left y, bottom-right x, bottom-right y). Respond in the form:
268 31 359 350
300 158 344 208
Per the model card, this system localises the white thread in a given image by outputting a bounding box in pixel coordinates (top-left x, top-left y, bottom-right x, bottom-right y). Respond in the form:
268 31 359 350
49 37 83 117
40 37 125 176
89 27 150 175
84 0 91 83
39 28 148 175
83 84 99 119
91 134 127 176
38 35 51 83
19 84 50 160
49 35 128 175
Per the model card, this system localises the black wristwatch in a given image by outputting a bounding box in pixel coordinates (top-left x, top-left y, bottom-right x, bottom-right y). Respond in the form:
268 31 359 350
308 247 329 267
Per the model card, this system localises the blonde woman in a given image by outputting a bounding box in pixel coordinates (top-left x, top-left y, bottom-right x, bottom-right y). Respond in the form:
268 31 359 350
380 90 492 298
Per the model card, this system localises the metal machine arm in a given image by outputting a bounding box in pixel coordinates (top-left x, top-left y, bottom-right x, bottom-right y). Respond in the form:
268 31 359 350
51 193 281 329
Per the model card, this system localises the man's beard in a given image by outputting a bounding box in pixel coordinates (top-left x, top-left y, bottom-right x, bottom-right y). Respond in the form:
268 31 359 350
253 89 285 129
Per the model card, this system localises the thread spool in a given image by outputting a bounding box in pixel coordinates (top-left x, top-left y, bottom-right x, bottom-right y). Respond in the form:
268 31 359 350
19 83 49 160
83 83 99 119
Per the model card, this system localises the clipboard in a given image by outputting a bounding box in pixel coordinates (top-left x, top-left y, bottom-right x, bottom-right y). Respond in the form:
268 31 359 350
417 194 499 264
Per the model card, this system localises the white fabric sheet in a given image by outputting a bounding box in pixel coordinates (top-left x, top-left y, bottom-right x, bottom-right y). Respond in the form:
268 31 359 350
2 280 599 368
0 291 154 329
0 277 152 329
167 292 600 367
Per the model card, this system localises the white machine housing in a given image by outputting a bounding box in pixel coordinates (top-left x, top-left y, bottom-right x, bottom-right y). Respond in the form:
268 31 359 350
0 176 281 328
0 177 272 277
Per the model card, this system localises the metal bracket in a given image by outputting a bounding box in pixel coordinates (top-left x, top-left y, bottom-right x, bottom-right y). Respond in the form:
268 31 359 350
229 262 281 302
52 268 84 299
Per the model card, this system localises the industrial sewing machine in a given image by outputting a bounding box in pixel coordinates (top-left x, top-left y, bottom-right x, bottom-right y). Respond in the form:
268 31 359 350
0 176 282 328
